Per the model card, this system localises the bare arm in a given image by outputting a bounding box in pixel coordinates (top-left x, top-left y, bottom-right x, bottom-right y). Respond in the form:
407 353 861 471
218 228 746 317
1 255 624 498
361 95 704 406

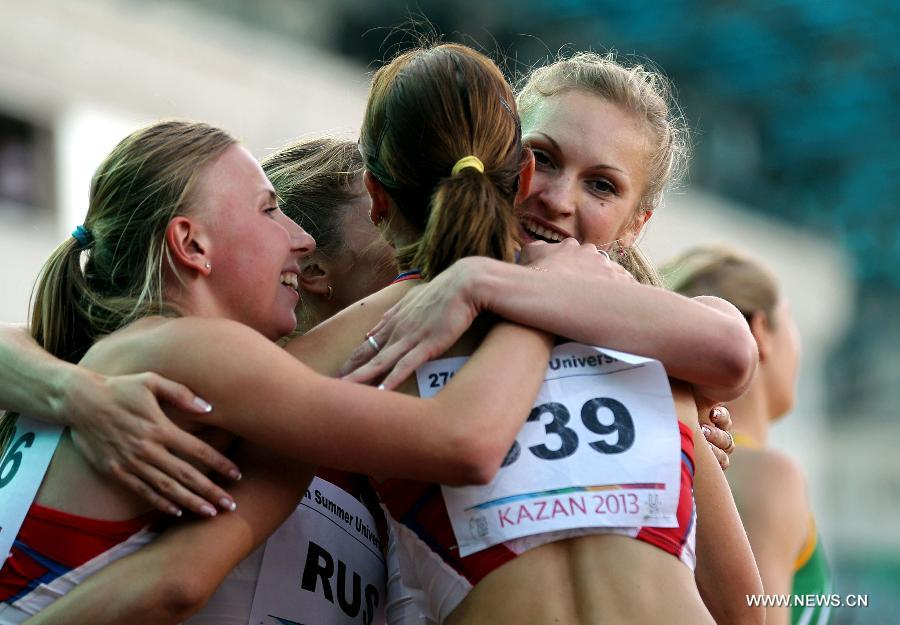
455 256 756 399
0 323 240 517
0 322 83 421
691 423 765 625
342 247 757 400
149 316 553 485
24 444 310 625
23 315 551 622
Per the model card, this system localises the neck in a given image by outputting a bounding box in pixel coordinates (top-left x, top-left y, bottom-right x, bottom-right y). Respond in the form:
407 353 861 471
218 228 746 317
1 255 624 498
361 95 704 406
164 273 238 327
382 206 421 252
164 280 210 319
725 380 771 447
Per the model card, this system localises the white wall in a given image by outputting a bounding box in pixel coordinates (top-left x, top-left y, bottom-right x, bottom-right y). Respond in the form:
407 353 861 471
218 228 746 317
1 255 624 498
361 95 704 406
0 0 370 321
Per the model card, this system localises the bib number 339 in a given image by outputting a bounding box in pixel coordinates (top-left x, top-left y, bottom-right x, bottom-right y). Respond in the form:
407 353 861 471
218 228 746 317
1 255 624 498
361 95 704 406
416 343 682 557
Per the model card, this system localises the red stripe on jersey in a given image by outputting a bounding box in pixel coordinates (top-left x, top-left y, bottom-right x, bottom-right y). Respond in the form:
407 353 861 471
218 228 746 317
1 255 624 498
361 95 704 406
636 421 695 557
375 420 696 587
0 503 156 602
373 479 516 586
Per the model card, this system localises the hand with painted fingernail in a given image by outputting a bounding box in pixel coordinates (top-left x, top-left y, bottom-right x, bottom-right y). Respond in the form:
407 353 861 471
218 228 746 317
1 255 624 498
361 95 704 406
701 404 735 470
65 370 241 517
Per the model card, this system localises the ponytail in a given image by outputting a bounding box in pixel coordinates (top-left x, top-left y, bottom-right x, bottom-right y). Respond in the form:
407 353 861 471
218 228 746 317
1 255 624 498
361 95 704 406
360 44 523 279
0 235 84 455
29 237 95 363
400 169 518 279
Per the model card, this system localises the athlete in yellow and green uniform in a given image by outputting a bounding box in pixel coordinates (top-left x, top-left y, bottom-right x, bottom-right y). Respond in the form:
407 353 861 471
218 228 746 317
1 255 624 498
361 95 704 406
789 514 832 624
665 247 832 625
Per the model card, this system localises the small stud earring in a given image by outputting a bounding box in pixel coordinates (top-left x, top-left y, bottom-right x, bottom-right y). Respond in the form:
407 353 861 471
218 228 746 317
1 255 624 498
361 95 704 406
205 262 211 270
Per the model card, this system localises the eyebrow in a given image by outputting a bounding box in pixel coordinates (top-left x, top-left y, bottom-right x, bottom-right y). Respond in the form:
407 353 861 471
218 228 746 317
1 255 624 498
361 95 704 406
259 189 278 204
527 132 627 175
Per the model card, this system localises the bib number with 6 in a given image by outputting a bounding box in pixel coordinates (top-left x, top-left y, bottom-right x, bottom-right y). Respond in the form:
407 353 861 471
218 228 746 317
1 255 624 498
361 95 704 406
0 416 64 560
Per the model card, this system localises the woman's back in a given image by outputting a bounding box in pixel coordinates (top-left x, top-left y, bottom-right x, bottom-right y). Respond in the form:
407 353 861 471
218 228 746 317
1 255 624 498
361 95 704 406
378 339 718 625
447 380 709 624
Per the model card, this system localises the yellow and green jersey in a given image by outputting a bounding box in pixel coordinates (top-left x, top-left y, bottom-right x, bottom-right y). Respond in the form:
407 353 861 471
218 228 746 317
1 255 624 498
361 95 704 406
791 518 832 625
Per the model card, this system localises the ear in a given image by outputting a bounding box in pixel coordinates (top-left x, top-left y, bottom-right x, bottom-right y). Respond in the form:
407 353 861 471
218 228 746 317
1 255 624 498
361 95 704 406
748 311 772 362
165 216 211 276
298 259 332 298
618 209 653 247
515 149 536 204
364 170 391 226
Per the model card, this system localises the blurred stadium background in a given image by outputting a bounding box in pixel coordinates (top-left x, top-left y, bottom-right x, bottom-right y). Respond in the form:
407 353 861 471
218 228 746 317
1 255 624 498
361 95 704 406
1 1 897 621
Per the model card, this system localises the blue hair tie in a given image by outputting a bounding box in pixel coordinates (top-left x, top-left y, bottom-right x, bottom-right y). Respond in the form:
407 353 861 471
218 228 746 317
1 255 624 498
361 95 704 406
71 225 94 248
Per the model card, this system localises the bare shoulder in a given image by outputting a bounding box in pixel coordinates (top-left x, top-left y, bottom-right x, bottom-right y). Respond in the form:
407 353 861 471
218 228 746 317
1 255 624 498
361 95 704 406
730 447 809 533
668 380 701 428
740 447 806 492
285 282 410 373
730 446 811 568
149 316 265 347
82 316 269 375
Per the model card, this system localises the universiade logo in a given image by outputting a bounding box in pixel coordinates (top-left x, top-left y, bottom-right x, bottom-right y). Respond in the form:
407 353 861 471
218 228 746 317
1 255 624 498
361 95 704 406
470 515 489 539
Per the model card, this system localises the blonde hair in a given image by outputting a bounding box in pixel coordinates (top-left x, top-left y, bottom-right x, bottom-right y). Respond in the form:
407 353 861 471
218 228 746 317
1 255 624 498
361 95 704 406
262 137 364 262
1 120 236 452
517 52 691 286
31 120 236 363
662 245 780 327
359 43 524 280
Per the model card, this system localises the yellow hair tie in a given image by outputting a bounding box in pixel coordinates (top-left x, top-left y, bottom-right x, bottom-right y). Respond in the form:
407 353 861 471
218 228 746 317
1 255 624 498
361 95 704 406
451 155 484 176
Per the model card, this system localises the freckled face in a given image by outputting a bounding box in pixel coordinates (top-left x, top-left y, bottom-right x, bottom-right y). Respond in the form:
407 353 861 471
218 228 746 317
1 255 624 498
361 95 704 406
518 90 652 249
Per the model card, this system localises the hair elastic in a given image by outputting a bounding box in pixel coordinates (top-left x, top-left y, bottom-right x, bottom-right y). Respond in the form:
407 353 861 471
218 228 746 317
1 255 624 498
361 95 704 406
451 155 484 176
71 225 94 248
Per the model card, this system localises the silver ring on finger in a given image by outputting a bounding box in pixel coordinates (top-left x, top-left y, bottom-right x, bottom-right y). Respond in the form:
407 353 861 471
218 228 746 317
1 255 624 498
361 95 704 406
367 335 381 352
596 247 611 260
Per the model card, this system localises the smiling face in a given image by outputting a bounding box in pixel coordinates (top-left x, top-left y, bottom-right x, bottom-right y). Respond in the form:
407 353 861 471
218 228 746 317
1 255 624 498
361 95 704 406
518 90 653 249
193 144 315 340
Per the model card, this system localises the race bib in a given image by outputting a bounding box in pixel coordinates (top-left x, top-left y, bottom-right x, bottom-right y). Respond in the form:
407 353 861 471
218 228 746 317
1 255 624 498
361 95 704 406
416 343 681 557
0 415 63 560
248 477 386 625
